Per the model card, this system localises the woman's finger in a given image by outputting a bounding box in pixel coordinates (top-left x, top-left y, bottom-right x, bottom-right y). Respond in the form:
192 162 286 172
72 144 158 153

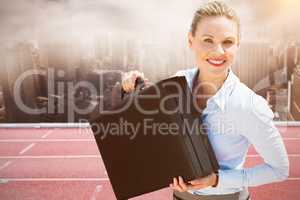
173 177 184 192
189 177 206 185
187 183 207 190
122 78 134 92
173 177 178 187
178 176 188 191
189 179 203 185
122 84 128 92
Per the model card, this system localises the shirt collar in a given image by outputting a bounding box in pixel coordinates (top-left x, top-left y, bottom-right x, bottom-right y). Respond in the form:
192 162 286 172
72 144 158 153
190 67 240 111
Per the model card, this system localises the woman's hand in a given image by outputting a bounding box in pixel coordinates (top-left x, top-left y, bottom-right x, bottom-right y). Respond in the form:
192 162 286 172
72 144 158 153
121 70 149 93
169 173 218 192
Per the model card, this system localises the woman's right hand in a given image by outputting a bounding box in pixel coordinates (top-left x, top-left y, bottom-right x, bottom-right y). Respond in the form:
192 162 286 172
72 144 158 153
121 70 148 93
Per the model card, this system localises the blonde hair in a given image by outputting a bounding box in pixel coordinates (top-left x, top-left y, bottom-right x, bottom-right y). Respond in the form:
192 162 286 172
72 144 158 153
190 1 240 40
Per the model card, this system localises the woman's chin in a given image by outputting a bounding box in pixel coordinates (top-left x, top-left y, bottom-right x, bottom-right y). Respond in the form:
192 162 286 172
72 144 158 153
204 64 230 75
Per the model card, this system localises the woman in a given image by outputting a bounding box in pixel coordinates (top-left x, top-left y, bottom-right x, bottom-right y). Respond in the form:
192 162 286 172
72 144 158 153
122 1 289 200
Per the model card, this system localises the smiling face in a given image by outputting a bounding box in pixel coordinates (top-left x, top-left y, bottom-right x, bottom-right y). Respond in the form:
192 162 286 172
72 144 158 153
188 16 239 78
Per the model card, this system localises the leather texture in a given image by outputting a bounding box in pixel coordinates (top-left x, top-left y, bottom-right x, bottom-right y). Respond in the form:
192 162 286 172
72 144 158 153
90 76 219 200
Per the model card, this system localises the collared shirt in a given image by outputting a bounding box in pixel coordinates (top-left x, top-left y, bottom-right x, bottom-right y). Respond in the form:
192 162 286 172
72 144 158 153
175 68 289 195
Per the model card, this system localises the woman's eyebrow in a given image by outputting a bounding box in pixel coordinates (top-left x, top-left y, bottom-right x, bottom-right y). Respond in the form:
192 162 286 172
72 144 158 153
224 36 236 40
202 34 214 38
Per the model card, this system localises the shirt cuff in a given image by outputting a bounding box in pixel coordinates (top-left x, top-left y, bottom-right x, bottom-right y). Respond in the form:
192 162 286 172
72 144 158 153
215 169 245 189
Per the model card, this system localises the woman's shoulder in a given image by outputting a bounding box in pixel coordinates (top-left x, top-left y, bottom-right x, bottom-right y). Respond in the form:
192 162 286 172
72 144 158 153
230 81 274 120
174 67 198 77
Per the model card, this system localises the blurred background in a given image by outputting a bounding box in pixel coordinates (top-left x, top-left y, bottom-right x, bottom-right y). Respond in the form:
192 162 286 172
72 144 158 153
0 0 300 123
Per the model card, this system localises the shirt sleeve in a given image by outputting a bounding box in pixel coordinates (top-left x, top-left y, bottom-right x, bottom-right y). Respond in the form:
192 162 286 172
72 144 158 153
215 94 289 188
173 70 185 77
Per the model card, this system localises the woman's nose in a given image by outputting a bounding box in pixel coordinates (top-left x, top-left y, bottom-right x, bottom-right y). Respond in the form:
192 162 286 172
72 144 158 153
214 44 225 54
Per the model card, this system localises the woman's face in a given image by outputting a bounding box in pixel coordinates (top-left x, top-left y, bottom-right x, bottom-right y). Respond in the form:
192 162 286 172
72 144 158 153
188 16 239 77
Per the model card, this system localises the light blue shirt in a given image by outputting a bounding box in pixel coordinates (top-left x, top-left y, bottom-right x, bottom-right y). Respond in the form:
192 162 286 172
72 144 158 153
175 68 289 195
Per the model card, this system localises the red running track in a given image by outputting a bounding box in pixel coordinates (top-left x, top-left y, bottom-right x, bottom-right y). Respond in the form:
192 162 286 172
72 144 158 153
0 125 299 200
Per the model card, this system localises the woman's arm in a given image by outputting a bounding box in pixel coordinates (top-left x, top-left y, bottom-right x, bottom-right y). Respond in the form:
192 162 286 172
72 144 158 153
216 94 289 188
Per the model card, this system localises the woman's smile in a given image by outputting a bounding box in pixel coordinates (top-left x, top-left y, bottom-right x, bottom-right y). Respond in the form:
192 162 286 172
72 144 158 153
206 58 227 67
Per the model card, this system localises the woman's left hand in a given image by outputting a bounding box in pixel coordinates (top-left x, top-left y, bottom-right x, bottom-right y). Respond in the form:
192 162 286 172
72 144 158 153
169 173 218 192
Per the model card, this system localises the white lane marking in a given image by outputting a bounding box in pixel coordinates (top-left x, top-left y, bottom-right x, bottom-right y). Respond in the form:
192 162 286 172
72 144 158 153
41 129 54 139
246 154 300 157
7 154 299 159
0 121 296 128
0 179 9 184
288 177 300 180
0 139 94 142
4 121 299 128
0 138 299 142
90 185 103 200
0 154 299 159
0 178 109 181
19 143 35 155
283 138 300 140
0 161 12 170
293 101 300 113
0 155 101 159
0 123 91 128
1 177 299 181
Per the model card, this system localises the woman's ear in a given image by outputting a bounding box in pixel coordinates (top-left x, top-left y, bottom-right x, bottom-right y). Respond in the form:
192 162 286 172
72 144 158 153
188 32 194 49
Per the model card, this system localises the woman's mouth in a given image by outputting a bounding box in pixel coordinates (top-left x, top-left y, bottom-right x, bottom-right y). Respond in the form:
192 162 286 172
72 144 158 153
206 59 226 67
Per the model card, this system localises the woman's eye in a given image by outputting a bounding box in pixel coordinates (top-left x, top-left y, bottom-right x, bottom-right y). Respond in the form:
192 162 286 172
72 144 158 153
203 38 213 44
223 40 233 45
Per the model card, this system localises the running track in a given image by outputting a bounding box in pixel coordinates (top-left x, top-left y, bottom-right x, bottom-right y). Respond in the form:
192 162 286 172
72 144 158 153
0 122 299 200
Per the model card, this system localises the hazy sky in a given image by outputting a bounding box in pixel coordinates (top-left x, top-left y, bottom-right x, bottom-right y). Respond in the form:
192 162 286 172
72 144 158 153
0 0 197 45
0 0 299 47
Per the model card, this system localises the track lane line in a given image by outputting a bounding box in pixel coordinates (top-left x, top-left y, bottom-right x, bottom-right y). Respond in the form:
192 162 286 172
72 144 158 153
19 143 35 155
0 139 94 142
0 178 109 181
0 138 299 142
0 155 101 159
90 185 104 200
247 154 300 157
41 129 55 139
0 161 12 170
283 138 300 140
0 178 299 182
0 154 298 159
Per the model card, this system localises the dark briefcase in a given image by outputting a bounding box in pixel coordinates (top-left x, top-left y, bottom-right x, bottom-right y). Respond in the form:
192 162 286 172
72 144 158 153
89 76 219 200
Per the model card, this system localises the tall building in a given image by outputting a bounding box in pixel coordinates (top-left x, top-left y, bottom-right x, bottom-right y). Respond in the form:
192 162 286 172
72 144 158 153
38 38 85 122
95 32 113 69
0 42 40 122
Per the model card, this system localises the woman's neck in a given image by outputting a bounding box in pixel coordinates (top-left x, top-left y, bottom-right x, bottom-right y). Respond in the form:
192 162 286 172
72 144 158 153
196 70 228 95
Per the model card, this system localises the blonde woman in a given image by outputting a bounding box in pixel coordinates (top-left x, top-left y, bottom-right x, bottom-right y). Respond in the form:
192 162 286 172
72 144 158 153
121 1 289 200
